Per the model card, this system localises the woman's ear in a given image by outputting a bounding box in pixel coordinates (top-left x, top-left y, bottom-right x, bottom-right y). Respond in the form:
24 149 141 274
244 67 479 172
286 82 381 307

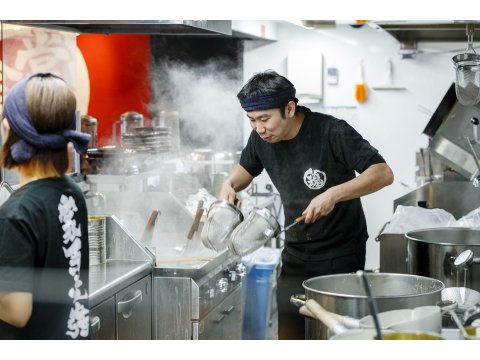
1 118 10 143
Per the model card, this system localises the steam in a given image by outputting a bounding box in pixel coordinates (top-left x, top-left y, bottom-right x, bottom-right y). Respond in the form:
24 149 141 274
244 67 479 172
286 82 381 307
151 61 244 151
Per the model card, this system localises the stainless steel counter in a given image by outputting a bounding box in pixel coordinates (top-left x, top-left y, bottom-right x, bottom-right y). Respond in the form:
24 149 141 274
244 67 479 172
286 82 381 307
89 259 153 307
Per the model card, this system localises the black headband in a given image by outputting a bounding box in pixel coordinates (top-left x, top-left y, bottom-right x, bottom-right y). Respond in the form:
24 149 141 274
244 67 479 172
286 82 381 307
239 87 297 111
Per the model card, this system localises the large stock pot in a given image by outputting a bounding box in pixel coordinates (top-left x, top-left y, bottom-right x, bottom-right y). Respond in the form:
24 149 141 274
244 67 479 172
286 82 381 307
406 228 480 291
300 273 444 340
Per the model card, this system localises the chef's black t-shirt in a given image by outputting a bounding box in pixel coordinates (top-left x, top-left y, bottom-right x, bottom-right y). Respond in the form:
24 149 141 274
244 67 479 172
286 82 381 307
240 106 386 261
0 176 89 339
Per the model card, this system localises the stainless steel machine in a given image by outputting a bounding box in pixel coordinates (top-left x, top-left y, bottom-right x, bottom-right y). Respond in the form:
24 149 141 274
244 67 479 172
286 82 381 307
102 191 245 340
378 83 480 274
153 251 244 340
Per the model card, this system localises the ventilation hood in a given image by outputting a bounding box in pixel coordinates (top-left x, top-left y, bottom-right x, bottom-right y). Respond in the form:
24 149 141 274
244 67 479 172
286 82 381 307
372 21 480 42
2 20 232 36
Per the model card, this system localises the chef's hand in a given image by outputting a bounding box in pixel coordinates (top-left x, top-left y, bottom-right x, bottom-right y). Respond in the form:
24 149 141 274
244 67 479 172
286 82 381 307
219 181 238 205
302 190 336 223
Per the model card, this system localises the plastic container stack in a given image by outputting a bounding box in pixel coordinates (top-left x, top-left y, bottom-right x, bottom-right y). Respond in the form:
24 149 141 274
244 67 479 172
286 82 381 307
242 247 282 340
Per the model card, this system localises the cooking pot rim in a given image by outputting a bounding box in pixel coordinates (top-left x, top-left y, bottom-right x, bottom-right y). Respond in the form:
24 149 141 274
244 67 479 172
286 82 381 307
302 273 445 299
405 227 480 245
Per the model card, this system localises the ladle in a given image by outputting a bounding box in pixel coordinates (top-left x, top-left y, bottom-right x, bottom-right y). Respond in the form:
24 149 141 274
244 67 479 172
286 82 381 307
187 200 204 240
357 270 383 340
140 209 161 245
449 309 471 339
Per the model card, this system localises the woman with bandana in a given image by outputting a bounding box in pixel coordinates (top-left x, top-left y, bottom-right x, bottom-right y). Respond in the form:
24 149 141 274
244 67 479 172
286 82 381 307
220 70 394 339
0 73 91 339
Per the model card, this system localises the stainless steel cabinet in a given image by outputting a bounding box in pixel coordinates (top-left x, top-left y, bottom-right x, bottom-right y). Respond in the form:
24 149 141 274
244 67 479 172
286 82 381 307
90 297 116 340
195 285 242 340
90 274 152 340
116 275 152 340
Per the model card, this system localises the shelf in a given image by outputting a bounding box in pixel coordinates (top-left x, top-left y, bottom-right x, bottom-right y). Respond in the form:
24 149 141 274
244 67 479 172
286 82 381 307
372 85 407 91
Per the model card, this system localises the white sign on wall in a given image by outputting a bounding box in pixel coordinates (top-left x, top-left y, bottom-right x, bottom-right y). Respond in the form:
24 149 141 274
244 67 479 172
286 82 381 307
287 49 323 103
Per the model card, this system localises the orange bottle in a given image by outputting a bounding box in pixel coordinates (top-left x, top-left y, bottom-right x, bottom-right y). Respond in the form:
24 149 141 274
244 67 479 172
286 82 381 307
355 60 367 103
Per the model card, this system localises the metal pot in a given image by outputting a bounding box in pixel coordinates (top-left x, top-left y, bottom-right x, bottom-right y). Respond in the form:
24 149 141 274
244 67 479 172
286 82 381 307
301 273 444 340
406 227 480 291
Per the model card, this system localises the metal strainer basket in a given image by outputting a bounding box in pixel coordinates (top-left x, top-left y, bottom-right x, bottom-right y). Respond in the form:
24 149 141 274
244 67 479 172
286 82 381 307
228 207 280 256
441 287 480 313
453 24 480 106
200 200 243 252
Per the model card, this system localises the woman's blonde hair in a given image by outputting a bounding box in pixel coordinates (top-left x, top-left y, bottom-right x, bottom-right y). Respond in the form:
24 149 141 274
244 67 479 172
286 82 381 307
0 74 77 177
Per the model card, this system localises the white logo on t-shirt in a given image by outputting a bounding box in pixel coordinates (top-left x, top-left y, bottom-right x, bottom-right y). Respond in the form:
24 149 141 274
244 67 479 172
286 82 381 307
303 168 326 190
59 194 89 339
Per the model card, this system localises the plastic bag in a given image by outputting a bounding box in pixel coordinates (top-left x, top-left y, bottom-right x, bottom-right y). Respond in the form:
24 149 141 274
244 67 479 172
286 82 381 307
383 205 456 234
453 206 480 228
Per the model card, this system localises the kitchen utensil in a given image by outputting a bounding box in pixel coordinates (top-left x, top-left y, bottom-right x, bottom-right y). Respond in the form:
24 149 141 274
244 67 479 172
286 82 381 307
187 200 204 240
276 214 306 236
201 200 243 252
357 270 383 339
463 303 480 326
452 24 480 106
293 294 442 334
299 272 444 339
304 299 347 336
355 59 367 103
441 287 480 313
448 309 472 339
140 209 161 245
228 207 280 257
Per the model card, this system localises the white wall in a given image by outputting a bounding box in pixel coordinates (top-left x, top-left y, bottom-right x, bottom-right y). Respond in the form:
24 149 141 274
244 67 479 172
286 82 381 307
241 21 458 269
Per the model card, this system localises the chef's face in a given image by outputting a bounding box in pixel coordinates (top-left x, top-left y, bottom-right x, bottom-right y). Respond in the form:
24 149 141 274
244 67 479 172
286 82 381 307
246 101 296 143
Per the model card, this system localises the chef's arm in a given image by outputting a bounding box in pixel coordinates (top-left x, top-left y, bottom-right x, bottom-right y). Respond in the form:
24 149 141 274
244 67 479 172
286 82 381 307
0 291 33 328
219 164 254 204
303 163 394 222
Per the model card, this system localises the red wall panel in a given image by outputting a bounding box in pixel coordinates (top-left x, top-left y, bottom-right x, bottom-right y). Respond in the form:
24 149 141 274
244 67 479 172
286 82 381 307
77 34 151 147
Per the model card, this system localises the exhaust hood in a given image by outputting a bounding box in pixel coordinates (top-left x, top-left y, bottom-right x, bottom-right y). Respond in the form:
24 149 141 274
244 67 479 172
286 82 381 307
372 21 480 43
301 20 480 43
1 20 232 36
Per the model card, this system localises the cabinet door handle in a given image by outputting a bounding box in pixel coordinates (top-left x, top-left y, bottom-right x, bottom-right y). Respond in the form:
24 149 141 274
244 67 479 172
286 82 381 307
222 305 235 315
212 314 225 324
90 316 101 334
117 290 143 318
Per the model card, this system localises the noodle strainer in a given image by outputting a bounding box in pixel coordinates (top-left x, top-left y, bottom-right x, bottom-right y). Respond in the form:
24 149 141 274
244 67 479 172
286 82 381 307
228 207 280 257
201 200 243 252
453 24 480 106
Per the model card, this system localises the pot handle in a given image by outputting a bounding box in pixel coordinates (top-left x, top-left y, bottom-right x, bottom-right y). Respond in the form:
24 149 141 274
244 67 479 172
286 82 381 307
290 294 319 319
375 221 390 242
305 299 348 335
290 294 306 308
290 294 353 325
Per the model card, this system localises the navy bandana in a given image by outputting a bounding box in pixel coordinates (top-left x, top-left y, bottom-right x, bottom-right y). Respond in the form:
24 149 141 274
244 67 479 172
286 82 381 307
3 76 91 164
239 87 297 111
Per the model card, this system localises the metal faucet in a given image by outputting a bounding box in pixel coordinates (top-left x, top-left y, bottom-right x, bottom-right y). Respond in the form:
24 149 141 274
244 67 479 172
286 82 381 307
84 182 107 214
464 135 480 187
454 249 480 268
